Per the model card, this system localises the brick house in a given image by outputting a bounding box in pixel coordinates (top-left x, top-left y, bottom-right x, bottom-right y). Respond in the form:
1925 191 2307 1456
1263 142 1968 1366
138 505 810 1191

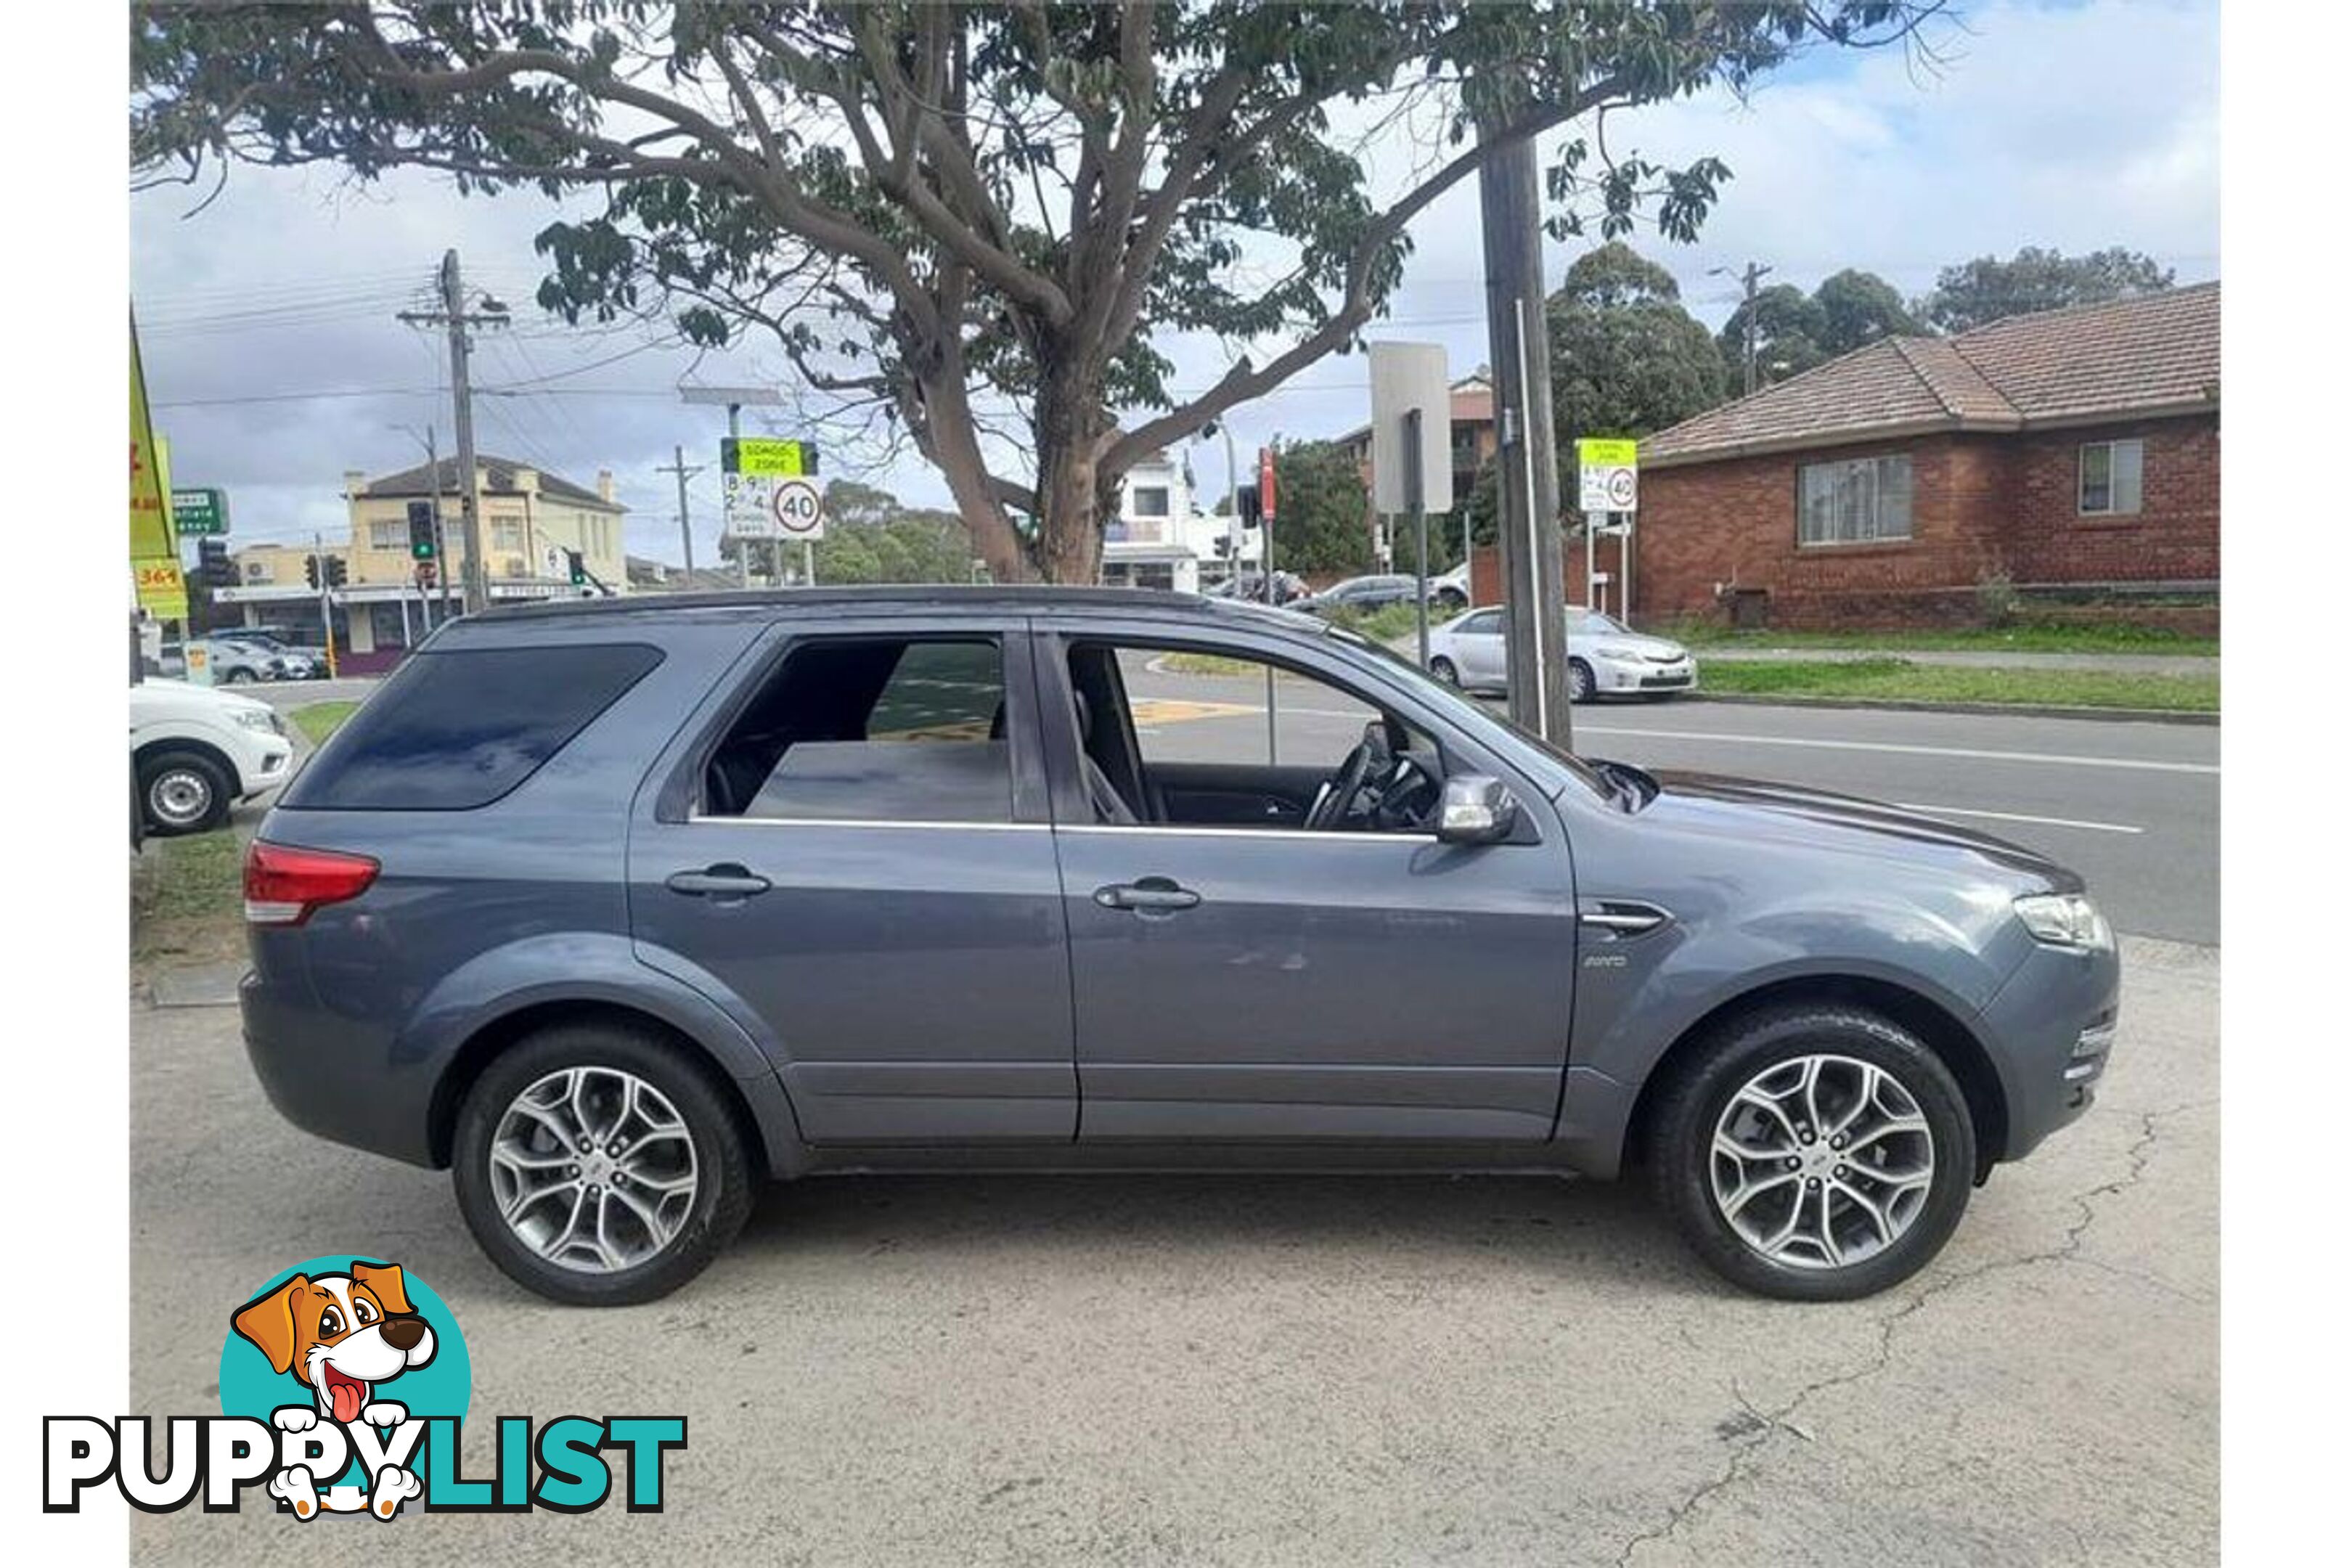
1634 284 2218 629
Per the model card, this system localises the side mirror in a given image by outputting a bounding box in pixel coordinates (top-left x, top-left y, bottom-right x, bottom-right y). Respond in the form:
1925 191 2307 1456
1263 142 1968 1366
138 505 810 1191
1437 774 1517 846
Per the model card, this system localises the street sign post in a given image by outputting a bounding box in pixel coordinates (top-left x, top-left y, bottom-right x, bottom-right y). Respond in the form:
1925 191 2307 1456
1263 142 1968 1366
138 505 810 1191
1576 438 1639 620
1575 437 1638 514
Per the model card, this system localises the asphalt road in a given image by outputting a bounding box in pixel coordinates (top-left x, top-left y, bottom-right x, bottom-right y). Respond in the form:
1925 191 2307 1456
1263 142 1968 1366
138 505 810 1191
128 936 2217 1566
1124 668 2219 945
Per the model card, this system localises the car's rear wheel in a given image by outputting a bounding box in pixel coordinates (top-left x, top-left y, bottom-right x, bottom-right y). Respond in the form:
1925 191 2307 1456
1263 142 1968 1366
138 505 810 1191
1649 1006 1975 1301
139 749 231 835
453 1024 753 1305
220 666 255 685
1567 658 1596 703
1430 656 1460 687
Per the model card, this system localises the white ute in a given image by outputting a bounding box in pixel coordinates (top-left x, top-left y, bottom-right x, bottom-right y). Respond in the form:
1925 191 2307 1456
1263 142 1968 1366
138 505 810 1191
130 679 295 835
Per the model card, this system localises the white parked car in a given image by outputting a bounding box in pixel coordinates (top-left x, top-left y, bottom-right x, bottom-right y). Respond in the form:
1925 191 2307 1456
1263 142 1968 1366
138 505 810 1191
130 679 295 835
1426 605 1697 703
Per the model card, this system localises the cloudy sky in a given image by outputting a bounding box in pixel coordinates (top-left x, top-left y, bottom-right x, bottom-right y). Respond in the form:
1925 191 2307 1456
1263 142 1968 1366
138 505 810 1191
131 0 2218 565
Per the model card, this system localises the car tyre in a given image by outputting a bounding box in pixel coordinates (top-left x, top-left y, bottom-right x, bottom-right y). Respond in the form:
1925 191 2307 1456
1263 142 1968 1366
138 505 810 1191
1429 656 1461 687
220 666 255 685
1567 658 1596 703
453 1023 754 1306
1649 1005 1975 1302
138 748 232 836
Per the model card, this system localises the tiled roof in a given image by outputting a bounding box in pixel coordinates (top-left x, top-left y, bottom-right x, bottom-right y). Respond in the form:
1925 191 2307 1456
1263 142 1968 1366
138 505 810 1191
362 454 621 510
1645 282 2218 466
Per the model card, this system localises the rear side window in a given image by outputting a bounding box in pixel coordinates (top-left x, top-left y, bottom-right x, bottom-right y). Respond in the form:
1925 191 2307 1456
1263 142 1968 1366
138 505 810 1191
701 636 1010 822
285 643 662 810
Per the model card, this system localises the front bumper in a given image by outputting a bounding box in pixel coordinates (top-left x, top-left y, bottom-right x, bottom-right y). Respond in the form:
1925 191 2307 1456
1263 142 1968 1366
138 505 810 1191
1594 655 1696 695
1978 936 2124 1162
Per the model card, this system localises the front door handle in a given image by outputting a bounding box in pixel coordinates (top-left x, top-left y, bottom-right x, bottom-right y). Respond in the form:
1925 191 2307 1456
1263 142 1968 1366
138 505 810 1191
666 864 772 899
1093 877 1201 914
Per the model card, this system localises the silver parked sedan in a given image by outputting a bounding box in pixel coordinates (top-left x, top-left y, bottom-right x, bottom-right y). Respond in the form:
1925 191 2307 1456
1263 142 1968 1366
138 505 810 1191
1426 605 1697 702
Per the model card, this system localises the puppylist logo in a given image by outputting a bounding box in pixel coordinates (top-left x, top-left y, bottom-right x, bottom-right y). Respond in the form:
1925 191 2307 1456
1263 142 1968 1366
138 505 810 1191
44 1254 686 1520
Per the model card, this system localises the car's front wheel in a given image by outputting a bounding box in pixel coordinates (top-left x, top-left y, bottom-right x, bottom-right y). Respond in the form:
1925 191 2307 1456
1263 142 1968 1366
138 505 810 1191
1567 658 1596 703
1429 656 1460 687
139 749 232 835
453 1023 754 1305
1649 1006 1975 1301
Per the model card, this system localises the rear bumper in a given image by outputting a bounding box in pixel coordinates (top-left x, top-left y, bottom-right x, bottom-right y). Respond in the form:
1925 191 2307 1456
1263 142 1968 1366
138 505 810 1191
241 971 439 1167
1980 939 2124 1162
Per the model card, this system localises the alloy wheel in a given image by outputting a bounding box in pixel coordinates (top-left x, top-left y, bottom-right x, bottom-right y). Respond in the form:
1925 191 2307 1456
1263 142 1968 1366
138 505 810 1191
487 1067 701 1273
1708 1053 1935 1270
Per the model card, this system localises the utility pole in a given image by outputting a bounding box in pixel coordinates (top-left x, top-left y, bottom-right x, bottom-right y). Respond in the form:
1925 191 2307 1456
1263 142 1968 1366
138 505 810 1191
1712 261 1773 396
657 446 704 576
1477 122 1573 745
399 250 507 613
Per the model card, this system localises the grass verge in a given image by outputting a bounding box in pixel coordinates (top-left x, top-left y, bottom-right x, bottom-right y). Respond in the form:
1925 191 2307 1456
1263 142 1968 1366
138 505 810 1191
290 701 359 744
131 830 247 968
1695 656 2218 712
1665 621 2218 657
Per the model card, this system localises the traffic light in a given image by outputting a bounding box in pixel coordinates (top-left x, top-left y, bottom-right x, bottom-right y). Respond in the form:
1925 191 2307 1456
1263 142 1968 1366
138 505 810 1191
565 549 586 587
324 555 348 589
1235 487 1262 528
407 500 437 560
303 554 320 589
196 536 235 589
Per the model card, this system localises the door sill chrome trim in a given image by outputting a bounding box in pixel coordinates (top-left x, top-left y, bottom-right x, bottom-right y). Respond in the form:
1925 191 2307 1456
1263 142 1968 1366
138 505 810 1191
686 814 1048 831
1057 824 1439 844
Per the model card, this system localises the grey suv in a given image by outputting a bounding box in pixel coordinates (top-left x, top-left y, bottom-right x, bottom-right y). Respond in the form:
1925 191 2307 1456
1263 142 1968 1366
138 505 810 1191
241 588 2118 1305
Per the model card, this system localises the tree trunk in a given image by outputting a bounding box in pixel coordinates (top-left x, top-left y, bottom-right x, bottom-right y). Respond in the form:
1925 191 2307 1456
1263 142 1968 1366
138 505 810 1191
1031 364 1107 584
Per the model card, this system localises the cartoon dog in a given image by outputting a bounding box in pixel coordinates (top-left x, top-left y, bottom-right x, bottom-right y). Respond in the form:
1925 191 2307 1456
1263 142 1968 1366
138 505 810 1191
231 1260 437 1520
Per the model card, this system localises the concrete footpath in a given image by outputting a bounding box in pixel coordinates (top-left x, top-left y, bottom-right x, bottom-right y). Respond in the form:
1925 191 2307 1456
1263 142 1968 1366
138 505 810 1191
128 936 2216 1567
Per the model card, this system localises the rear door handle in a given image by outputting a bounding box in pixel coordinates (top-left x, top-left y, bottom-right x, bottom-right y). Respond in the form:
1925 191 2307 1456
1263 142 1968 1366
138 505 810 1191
666 864 772 899
1093 877 1201 914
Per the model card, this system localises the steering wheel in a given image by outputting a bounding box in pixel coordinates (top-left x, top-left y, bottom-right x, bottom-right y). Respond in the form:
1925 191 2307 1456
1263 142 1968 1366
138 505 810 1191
1304 722 1392 832
1370 752 1442 832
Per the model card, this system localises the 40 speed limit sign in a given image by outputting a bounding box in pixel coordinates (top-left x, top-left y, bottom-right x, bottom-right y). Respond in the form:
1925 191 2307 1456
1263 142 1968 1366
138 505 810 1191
769 477 825 539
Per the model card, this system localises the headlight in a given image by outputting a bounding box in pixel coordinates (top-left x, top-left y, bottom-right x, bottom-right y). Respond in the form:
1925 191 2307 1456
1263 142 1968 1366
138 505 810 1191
232 707 282 735
2014 892 2112 950
1595 644 1644 660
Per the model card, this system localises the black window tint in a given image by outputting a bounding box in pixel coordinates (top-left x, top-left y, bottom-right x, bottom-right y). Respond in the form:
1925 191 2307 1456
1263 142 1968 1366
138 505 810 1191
285 643 661 810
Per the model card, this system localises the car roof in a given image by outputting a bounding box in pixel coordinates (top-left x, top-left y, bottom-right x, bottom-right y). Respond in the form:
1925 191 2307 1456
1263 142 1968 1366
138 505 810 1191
467 584 1326 633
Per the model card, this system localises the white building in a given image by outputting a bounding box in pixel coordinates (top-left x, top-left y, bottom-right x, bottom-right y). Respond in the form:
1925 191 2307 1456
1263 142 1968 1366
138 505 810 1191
1101 449 1259 592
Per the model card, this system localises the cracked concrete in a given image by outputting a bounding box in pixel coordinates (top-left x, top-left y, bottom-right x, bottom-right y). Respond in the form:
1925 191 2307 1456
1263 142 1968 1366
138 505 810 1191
128 935 2214 1566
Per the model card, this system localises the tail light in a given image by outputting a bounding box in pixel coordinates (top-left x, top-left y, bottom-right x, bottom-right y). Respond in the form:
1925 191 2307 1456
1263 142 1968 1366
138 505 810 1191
243 841 379 926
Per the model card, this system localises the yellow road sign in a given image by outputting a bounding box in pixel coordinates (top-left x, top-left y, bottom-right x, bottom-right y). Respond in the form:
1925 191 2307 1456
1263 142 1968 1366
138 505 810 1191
1576 438 1638 467
724 437 809 476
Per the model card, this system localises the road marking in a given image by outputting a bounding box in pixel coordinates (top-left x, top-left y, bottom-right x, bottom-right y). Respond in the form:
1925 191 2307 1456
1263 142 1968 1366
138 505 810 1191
1576 724 2218 777
1891 802 2144 836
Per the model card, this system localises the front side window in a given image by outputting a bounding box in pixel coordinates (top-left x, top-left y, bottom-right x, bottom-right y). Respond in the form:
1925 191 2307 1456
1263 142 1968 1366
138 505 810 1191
702 637 1010 822
2079 439 2144 515
1797 454 1913 546
1459 610 1502 637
